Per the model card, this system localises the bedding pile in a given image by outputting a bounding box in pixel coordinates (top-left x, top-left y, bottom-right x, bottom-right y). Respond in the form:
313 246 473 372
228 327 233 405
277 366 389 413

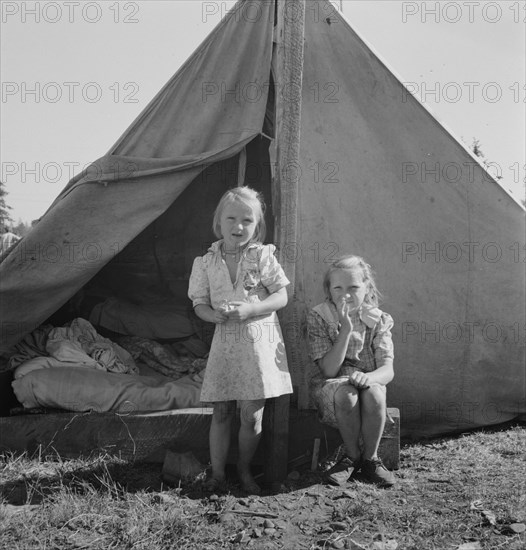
8 318 207 414
9 318 137 379
117 336 207 379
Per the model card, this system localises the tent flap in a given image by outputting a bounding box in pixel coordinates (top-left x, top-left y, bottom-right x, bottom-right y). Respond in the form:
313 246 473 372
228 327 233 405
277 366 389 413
0 0 275 354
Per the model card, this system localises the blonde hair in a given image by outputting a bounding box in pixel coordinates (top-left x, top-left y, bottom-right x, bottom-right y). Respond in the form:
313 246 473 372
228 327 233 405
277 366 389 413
323 255 382 307
212 187 266 243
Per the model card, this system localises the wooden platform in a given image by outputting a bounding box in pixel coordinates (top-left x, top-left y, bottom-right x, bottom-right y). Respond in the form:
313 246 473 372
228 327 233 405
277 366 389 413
0 407 400 475
0 408 214 464
285 407 400 471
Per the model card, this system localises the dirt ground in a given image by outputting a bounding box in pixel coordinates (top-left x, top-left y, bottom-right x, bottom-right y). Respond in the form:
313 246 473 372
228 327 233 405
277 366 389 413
118 428 525 550
2 426 525 549
144 463 401 550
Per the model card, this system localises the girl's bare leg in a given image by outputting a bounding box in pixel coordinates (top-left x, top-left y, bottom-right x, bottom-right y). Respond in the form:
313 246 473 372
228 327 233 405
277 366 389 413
237 399 266 492
334 384 362 461
359 385 386 460
209 400 236 481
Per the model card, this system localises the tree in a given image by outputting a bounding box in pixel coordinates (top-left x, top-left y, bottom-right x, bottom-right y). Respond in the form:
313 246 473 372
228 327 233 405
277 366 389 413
471 138 525 207
12 219 31 237
470 138 503 181
0 180 14 230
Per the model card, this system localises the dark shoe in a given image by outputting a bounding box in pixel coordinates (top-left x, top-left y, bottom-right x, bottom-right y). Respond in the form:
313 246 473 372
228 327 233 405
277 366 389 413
320 444 346 473
361 458 396 487
324 456 361 486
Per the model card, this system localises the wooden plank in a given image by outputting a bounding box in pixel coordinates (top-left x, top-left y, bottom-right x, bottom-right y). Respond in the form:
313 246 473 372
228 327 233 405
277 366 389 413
378 408 400 470
263 395 290 485
269 0 306 485
0 407 400 472
287 408 400 470
311 438 321 471
0 408 213 463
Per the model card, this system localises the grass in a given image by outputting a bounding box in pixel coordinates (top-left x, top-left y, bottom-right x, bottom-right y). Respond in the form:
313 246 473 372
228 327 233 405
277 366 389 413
1 423 525 550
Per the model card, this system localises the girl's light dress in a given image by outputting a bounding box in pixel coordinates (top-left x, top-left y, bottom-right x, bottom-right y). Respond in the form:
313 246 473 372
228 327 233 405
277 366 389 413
188 240 293 402
307 301 394 427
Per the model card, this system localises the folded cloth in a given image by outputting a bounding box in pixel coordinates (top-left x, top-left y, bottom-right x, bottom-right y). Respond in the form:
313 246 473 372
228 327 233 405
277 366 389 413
10 318 138 379
118 336 207 380
7 325 54 370
46 318 137 374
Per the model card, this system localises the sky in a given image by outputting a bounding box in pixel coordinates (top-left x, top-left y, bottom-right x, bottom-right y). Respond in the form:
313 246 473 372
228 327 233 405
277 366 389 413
1 0 525 223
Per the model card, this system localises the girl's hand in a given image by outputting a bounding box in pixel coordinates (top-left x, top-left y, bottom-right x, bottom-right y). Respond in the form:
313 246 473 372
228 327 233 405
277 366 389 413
337 299 353 332
349 370 370 389
213 310 229 324
226 301 254 321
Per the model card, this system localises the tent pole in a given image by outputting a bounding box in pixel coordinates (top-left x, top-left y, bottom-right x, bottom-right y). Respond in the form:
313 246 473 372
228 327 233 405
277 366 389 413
265 0 306 487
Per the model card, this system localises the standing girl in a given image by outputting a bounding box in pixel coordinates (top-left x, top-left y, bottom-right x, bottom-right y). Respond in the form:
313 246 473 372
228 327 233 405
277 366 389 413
188 186 293 494
307 255 396 487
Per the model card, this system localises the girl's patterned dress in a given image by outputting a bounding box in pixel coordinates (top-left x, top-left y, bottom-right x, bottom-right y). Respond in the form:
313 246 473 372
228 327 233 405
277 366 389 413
188 240 293 402
306 301 394 427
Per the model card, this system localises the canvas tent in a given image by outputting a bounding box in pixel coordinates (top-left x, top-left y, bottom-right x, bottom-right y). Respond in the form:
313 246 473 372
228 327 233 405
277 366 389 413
1 0 524 452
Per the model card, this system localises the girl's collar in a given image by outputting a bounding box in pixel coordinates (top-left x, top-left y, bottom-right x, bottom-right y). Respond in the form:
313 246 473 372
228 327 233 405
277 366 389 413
222 247 242 255
208 240 261 256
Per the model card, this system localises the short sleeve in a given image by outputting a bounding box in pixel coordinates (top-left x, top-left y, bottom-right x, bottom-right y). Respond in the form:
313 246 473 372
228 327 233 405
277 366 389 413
259 244 290 294
372 313 394 367
188 257 210 308
306 309 334 363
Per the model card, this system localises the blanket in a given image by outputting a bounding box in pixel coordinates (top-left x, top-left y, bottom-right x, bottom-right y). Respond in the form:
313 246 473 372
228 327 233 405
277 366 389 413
12 367 204 413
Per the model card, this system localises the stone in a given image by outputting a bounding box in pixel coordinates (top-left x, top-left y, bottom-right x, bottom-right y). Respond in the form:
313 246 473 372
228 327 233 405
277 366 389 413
161 450 205 483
